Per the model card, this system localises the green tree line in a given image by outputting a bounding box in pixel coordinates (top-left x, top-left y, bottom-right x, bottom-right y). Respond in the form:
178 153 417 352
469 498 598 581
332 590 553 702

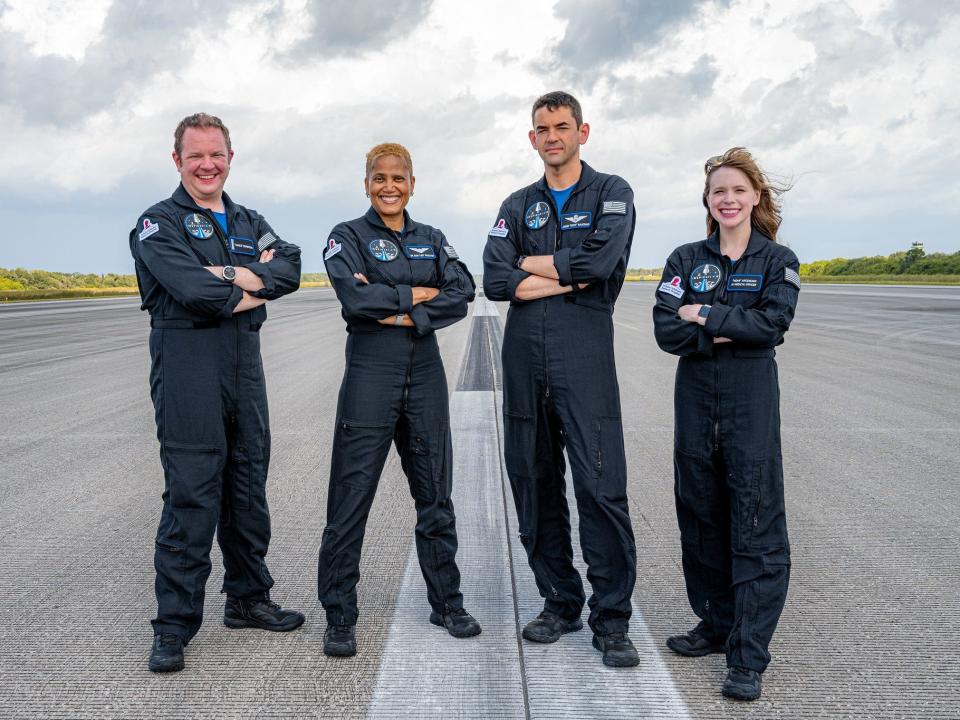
799 247 960 276
0 268 138 291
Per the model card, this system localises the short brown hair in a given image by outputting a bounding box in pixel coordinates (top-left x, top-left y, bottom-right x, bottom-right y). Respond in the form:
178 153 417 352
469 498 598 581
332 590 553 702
531 91 583 127
702 147 789 242
173 113 231 156
365 142 413 177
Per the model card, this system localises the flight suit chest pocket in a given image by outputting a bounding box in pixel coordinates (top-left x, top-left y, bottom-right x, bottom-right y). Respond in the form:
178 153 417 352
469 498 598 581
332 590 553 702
404 243 439 286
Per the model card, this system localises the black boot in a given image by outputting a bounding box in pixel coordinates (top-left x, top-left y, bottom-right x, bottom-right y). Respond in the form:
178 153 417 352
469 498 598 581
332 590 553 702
429 608 482 638
592 632 640 667
666 621 725 657
224 594 305 632
323 624 357 657
521 611 584 643
722 667 762 700
148 633 185 673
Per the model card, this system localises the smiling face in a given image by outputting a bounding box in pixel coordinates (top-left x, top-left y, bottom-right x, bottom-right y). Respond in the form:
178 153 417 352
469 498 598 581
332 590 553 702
173 126 233 208
707 166 761 233
365 154 414 229
528 105 589 171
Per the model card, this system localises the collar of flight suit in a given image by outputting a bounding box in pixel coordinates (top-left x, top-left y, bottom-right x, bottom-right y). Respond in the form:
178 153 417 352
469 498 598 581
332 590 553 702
534 159 599 196
704 226 773 259
171 183 240 226
363 206 414 237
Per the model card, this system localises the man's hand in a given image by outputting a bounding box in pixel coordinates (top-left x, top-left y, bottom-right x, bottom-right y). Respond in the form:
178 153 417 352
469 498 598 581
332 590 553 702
206 249 274 292
518 255 560 280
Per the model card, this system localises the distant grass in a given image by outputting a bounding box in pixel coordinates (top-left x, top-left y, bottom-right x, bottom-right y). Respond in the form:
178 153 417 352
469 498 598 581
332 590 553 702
800 274 960 285
0 287 140 302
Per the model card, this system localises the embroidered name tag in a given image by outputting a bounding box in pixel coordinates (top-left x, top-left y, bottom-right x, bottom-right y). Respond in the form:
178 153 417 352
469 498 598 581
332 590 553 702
228 237 257 256
405 244 436 260
727 274 762 291
560 211 592 230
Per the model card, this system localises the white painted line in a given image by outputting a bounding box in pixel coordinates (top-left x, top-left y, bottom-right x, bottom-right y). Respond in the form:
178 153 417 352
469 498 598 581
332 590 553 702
493 389 693 720
472 295 501 316
368 391 525 719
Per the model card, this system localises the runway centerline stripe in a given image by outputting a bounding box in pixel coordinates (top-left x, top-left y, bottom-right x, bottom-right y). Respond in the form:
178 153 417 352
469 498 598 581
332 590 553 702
369 292 690 718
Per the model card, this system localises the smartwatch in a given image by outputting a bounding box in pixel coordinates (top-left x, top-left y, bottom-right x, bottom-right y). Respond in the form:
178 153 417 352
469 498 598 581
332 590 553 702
394 313 406 326
697 304 712 319
221 265 237 282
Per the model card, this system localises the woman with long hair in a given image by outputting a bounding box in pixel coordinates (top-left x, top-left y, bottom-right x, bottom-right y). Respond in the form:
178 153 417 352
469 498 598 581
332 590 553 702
653 147 801 700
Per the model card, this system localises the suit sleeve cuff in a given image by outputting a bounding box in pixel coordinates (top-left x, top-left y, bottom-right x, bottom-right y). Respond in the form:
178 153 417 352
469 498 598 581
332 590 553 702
396 284 414 314
506 269 530 300
217 284 244 318
553 248 573 287
245 262 276 298
703 302 731 336
410 304 431 336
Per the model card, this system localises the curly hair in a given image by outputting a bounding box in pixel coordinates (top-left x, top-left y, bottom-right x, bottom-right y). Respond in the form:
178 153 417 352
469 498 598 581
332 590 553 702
174 112 231 156
365 142 413 177
702 147 788 242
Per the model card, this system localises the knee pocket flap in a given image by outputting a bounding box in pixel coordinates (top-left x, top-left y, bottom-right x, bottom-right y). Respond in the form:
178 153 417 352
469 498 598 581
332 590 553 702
335 418 392 486
408 428 446 502
503 411 536 477
674 447 722 511
590 416 626 498
162 443 225 509
734 457 787 550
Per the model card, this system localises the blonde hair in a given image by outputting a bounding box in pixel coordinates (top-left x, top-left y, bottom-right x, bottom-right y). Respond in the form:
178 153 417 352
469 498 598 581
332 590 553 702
702 147 787 242
365 142 413 177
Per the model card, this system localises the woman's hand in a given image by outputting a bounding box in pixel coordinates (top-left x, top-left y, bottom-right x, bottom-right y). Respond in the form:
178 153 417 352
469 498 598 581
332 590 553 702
678 304 703 324
412 287 440 305
354 272 369 284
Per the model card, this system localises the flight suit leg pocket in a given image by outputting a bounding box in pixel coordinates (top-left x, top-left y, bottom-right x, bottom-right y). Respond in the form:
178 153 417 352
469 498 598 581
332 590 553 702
503 410 535 479
590 416 627 501
407 428 436 503
748 455 787 550
673 447 718 551
335 418 392 489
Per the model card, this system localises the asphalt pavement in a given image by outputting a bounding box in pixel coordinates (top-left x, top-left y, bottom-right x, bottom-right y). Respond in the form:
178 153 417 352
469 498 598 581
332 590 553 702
0 283 957 719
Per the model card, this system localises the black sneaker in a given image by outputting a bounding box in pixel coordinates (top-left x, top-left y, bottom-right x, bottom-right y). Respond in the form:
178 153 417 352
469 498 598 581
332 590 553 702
722 666 762 700
522 611 584 643
666 621 725 657
592 632 640 667
323 624 356 657
224 594 305 632
148 633 185 673
429 608 482 638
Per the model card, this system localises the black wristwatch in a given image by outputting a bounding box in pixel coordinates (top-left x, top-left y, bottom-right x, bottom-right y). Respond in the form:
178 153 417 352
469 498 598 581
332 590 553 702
221 265 237 282
697 304 712 319
515 255 527 270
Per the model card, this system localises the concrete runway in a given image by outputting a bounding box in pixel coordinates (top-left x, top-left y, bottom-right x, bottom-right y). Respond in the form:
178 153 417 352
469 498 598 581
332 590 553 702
0 283 958 718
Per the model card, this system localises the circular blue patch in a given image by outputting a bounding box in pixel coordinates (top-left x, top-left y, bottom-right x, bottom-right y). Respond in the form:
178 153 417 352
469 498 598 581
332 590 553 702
368 238 399 262
524 202 551 230
183 213 215 239
689 263 722 293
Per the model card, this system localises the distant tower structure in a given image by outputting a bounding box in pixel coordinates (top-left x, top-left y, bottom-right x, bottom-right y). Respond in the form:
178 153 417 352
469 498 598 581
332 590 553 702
911 241 924 251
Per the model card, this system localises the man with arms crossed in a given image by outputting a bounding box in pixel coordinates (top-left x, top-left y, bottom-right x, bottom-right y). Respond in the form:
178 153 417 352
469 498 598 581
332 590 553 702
130 113 304 673
483 91 639 666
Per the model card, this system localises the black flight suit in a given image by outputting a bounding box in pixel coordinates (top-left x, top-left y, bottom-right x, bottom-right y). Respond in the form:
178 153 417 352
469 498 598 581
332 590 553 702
318 207 475 627
652 228 800 673
130 184 302 642
482 161 637 636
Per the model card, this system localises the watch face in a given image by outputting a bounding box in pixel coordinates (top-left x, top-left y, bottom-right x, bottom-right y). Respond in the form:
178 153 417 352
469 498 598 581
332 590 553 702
222 265 236 281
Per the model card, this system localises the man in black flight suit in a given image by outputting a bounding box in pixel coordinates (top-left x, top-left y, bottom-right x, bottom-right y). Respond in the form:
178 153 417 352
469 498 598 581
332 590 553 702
130 112 304 673
483 91 639 667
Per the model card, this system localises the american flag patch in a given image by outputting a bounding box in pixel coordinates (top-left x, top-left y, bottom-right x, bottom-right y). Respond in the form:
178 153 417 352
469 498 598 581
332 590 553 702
784 267 801 289
443 244 459 260
602 201 627 215
257 232 278 252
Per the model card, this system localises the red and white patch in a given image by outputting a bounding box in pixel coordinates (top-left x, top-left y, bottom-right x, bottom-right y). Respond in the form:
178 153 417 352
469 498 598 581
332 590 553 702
138 218 159 241
488 218 509 238
659 275 684 299
324 237 343 261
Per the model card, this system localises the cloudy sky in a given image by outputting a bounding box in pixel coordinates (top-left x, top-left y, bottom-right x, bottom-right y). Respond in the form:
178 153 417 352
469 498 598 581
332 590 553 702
1 0 958 274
